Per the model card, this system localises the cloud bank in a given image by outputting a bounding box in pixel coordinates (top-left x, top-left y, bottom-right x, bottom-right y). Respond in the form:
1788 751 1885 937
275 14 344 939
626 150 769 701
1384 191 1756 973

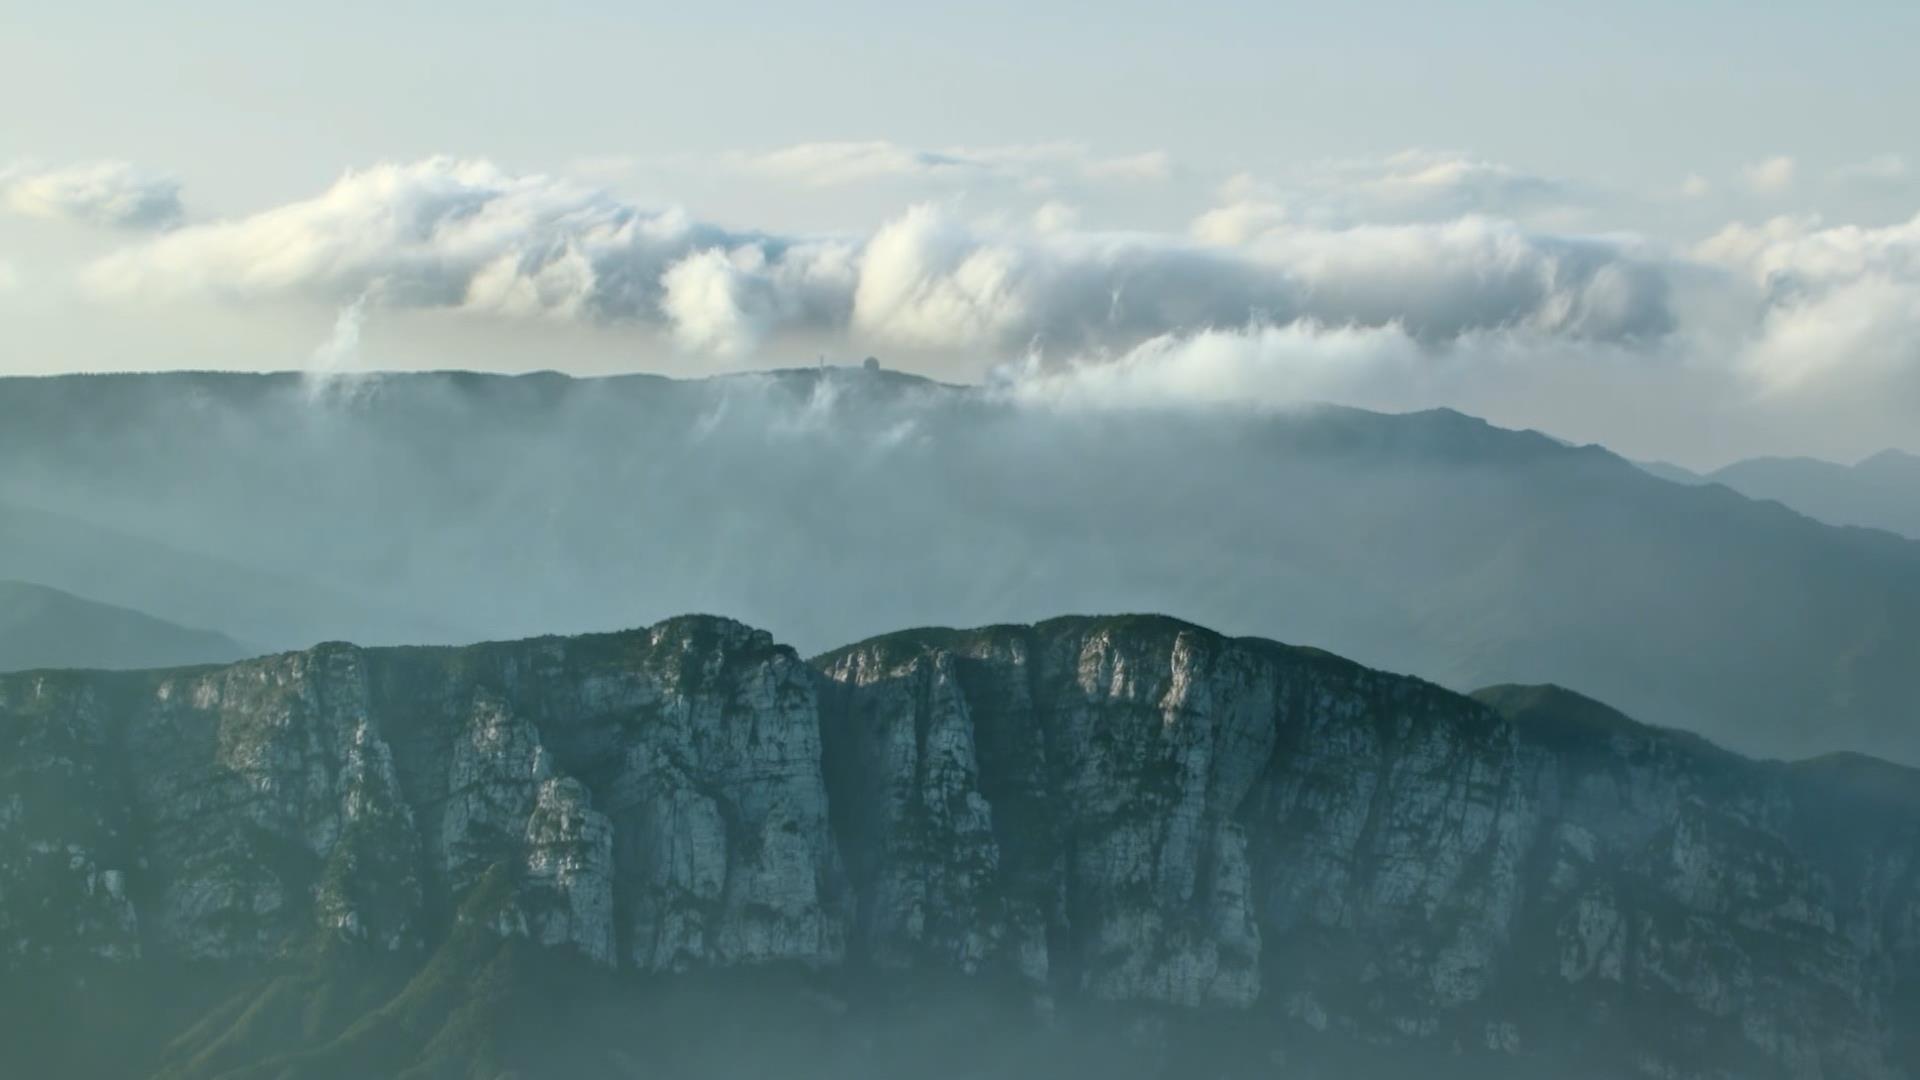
82 156 1675 362
20 149 1920 460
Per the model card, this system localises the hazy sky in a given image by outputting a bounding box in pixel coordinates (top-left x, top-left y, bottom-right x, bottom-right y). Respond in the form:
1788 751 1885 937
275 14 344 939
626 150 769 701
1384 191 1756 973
3 0 1919 465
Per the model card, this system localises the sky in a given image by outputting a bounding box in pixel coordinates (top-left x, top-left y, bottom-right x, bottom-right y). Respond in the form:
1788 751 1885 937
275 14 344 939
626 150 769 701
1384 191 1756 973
2 0 1919 466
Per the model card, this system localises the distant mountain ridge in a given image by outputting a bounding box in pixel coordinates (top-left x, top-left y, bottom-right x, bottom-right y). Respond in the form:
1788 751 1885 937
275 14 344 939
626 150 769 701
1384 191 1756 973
5 369 1920 762
1637 449 1920 539
0 580 250 672
1710 450 1920 539
5 614 1917 1079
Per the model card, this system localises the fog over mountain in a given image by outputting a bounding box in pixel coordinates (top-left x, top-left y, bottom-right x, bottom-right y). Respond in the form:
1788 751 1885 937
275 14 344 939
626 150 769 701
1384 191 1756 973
8 5 1920 1079
11 145 1920 463
6 367 1920 764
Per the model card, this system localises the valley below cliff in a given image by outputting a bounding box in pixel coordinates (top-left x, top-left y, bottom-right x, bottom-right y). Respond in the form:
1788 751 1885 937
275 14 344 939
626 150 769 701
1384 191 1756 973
3 614 1916 1079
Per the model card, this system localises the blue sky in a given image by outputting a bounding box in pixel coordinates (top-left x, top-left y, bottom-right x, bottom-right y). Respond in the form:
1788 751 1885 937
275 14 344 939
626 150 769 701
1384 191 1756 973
2 1 1918 463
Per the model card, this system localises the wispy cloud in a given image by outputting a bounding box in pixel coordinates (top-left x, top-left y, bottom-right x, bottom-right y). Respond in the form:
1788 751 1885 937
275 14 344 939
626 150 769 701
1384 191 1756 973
1206 151 1587 229
1 160 184 229
1831 154 1910 187
729 140 1175 190
1742 155 1798 195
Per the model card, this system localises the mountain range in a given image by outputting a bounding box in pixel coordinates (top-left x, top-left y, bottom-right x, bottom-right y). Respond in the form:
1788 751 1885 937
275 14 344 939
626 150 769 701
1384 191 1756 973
5 614 1916 1079
1639 451 1920 540
4 369 1919 763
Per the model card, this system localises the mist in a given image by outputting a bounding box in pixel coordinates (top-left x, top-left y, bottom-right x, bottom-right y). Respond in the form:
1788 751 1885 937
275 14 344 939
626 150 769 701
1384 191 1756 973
6 365 1920 763
8 6 1920 1077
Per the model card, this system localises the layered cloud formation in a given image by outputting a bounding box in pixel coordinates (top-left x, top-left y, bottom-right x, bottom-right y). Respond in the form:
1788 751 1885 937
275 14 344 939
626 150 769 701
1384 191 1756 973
85 159 773 318
1 148 1913 460
81 156 1673 360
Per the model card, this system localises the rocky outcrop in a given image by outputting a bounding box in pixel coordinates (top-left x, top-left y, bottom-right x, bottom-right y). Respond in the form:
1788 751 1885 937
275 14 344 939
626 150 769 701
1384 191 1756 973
815 621 1275 1008
814 620 1920 1079
1 619 844 979
3 615 1918 1079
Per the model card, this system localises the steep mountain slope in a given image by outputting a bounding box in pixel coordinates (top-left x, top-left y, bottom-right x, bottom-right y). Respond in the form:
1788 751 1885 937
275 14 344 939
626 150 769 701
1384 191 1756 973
0 580 250 672
4 370 1920 761
4 615 1916 1079
1709 451 1920 540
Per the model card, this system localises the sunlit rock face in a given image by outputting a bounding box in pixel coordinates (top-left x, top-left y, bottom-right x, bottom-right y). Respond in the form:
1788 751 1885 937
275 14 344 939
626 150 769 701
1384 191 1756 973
3 614 1918 1079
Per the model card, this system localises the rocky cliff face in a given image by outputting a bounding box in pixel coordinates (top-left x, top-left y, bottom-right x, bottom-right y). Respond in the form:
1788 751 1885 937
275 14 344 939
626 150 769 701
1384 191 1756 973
3 615 1917 1079
1 622 842 976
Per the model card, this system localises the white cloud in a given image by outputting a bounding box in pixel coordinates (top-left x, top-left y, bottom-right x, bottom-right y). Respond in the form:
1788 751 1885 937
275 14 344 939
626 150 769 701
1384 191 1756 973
991 322 1427 410
1697 212 1920 393
661 247 767 355
1 161 184 229
1697 213 1920 297
852 204 1673 351
659 242 858 356
1220 214 1672 340
1742 155 1798 195
83 157 852 336
84 157 1676 361
1742 273 1920 393
1338 150 1569 217
989 206 1920 456
22 145 1920 462
0 257 18 292
1680 174 1713 199
1190 200 1287 246
850 204 1035 347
